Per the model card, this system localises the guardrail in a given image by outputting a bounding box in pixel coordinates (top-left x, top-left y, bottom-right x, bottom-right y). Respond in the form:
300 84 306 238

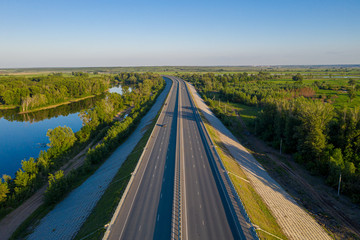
183 79 259 240
102 77 174 240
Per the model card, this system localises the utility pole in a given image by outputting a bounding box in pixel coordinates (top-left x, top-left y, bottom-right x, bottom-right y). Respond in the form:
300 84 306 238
338 172 342 196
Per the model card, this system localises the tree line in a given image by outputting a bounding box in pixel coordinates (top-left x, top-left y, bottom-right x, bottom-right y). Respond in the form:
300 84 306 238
179 73 360 203
0 72 109 112
0 73 165 217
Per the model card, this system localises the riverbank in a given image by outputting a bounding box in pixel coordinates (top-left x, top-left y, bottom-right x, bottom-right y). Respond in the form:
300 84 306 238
0 105 17 110
0 94 103 114
2 78 168 239
22 78 170 240
18 94 103 114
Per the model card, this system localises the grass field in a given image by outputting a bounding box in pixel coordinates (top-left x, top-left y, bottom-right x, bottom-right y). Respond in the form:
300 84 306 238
1 65 360 75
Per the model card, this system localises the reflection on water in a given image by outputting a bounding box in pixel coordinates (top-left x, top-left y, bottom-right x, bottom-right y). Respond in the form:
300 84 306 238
0 113 83 177
323 76 360 79
109 85 132 95
0 85 126 177
0 94 104 123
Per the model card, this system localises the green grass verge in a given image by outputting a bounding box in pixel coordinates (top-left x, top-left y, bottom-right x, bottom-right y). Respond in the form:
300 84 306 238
202 118 287 240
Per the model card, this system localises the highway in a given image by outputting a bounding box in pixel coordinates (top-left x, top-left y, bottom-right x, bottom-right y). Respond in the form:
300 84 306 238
104 76 251 240
176 77 243 240
106 77 178 240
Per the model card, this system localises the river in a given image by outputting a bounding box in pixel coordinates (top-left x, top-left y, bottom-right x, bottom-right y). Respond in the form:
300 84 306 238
0 85 126 177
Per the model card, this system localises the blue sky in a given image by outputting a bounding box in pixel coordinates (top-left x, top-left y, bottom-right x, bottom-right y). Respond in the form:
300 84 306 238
0 0 359 68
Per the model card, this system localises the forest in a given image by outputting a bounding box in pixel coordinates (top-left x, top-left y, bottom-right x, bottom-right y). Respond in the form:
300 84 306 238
0 72 109 112
179 71 360 203
0 72 165 217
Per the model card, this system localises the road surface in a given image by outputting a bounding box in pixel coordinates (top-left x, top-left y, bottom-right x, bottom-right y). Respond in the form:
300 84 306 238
105 76 251 240
106 77 179 239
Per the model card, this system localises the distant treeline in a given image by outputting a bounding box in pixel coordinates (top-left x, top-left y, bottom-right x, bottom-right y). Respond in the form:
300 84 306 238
0 72 109 112
180 72 360 203
0 73 165 218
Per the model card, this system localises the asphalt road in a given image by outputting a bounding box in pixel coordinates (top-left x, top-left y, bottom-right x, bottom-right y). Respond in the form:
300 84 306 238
106 77 178 240
106 76 246 240
176 77 240 240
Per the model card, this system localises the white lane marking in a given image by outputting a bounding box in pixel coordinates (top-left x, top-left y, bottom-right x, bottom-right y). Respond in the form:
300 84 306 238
193 164 195 168
153 174 154 178
202 220 205 226
139 225 142 231
155 165 157 169
200 204 202 209
203 164 205 168
197 191 199 195
157 214 160 222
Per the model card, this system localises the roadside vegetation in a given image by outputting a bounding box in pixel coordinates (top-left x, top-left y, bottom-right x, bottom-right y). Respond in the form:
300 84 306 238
0 73 165 221
179 69 360 204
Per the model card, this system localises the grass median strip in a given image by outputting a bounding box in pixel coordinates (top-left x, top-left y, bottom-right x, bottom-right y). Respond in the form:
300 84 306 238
202 119 288 240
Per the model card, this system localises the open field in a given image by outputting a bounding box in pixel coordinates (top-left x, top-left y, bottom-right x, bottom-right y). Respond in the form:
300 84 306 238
1 65 360 75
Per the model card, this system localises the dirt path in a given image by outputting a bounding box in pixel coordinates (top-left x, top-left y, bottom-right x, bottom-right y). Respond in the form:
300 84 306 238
0 108 131 240
188 83 332 240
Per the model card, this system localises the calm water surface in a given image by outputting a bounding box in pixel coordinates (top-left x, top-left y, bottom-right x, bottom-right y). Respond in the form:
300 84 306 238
0 85 126 177
0 114 82 177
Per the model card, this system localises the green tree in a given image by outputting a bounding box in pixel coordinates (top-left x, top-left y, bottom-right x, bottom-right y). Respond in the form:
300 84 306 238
22 157 38 175
48 170 64 187
0 178 9 203
47 126 77 156
14 158 39 193
292 73 304 82
295 98 334 160
348 88 356 102
348 78 356 87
